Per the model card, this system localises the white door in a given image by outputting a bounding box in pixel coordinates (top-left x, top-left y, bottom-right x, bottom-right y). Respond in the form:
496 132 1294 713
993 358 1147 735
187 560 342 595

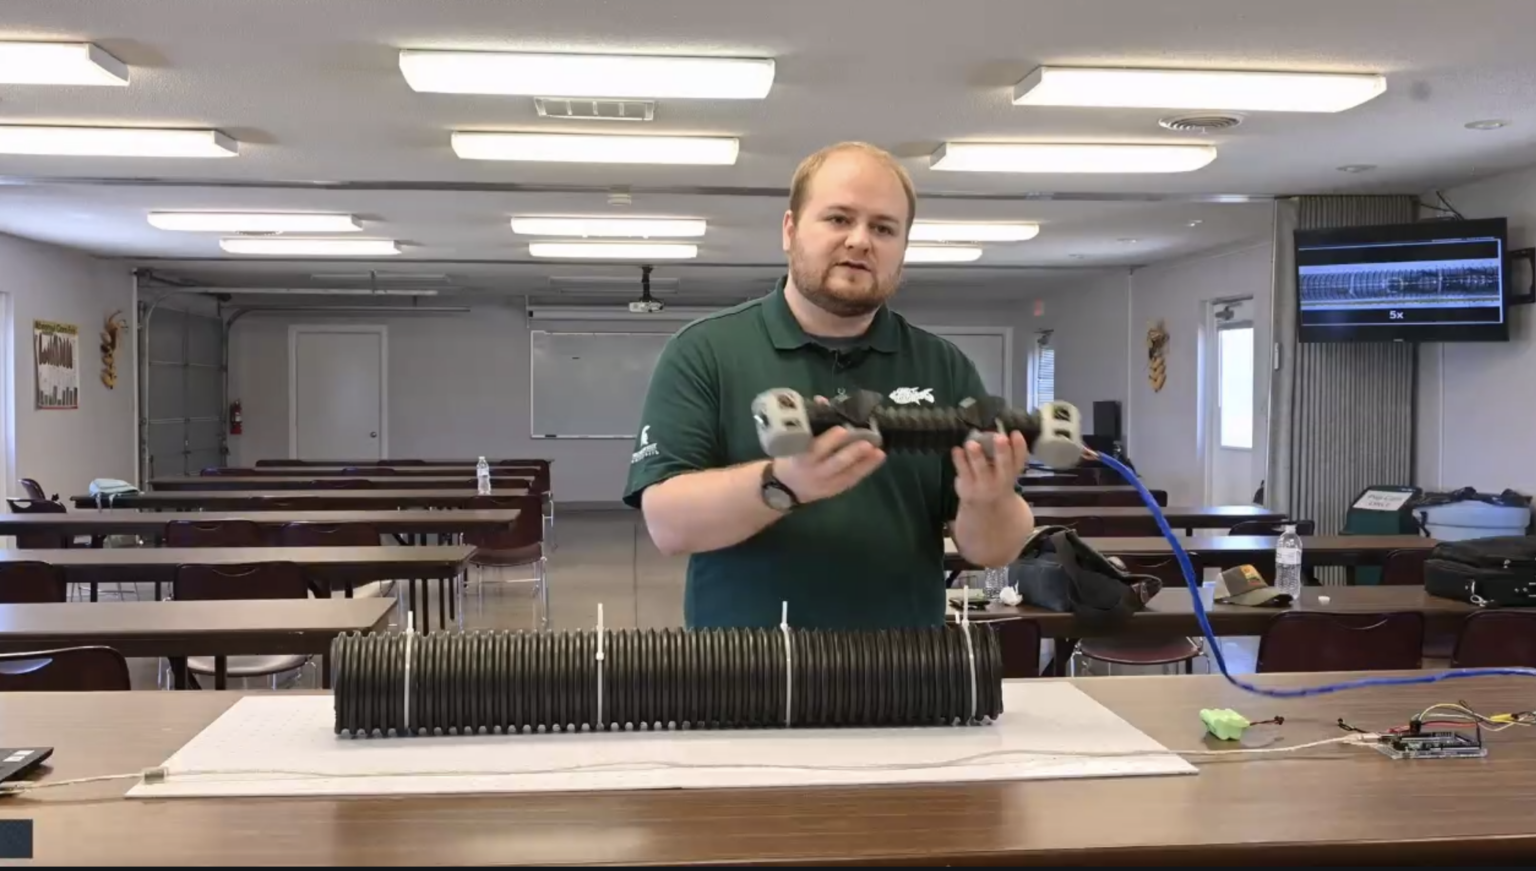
289 326 386 460
1203 300 1258 505
924 328 1011 400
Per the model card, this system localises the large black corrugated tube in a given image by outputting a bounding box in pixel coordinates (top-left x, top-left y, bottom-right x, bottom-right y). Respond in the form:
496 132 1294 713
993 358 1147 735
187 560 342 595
803 394 1046 456
332 624 1004 737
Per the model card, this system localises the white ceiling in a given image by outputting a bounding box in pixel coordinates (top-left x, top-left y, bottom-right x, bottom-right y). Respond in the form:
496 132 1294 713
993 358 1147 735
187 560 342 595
2 0 1536 301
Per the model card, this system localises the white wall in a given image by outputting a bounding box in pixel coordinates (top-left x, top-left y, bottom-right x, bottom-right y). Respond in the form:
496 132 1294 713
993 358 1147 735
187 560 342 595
229 295 1034 504
0 232 136 498
1019 270 1132 433
1416 166 1536 495
1127 240 1276 507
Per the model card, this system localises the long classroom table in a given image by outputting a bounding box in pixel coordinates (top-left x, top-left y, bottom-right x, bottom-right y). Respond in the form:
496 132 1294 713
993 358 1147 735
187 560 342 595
3 673 1534 863
207 466 539 477
0 598 392 689
0 509 522 541
256 458 547 468
945 534 1436 572
0 545 474 630
71 489 529 511
1011 485 1167 507
1034 504 1285 535
149 475 533 491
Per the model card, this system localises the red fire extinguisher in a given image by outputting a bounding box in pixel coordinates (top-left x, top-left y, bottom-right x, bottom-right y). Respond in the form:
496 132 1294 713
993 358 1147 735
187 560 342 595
229 400 243 436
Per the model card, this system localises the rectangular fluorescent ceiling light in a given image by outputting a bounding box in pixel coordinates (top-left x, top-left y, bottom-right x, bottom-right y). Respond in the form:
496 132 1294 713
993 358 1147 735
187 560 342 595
0 42 128 85
219 238 400 256
931 142 1216 174
149 212 361 233
910 222 1039 243
511 217 706 238
1013 66 1386 113
905 246 983 263
400 50 774 99
453 132 738 165
529 242 697 260
0 126 236 157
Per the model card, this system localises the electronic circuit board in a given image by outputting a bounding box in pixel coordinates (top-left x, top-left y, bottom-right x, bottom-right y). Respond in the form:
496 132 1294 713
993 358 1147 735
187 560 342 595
1374 731 1487 760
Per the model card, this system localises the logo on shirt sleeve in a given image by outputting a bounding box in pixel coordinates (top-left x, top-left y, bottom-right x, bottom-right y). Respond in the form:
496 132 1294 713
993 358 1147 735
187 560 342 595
631 425 660 464
888 387 935 405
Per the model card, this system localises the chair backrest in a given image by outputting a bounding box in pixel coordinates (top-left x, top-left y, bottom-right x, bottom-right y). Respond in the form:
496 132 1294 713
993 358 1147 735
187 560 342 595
1256 612 1425 673
310 478 373 489
174 562 310 601
462 494 543 550
17 478 47 501
165 519 266 547
991 619 1043 679
1451 611 1536 668
278 522 381 547
6 499 71 549
0 647 131 691
1229 519 1317 536
342 466 396 475
0 561 67 604
1381 549 1430 586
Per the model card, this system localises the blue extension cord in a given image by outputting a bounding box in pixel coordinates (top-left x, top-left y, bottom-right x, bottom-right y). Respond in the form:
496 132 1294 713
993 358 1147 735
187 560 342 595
1090 451 1536 697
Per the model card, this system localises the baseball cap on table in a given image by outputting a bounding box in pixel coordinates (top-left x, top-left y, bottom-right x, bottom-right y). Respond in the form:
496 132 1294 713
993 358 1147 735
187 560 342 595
1214 564 1293 607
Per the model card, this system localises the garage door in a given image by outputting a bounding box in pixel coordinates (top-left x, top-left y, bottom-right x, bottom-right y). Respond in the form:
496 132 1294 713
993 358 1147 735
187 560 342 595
143 305 225 478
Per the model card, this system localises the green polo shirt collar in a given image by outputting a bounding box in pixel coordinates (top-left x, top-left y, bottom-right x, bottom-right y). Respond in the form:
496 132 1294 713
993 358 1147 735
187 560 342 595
761 276 899 354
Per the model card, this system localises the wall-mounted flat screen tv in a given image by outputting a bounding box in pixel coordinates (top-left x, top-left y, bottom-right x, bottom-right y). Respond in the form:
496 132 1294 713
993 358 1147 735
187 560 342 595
1295 217 1508 342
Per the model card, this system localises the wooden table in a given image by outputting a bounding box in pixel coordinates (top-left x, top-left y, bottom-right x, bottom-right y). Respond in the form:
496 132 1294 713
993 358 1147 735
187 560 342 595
0 546 473 630
946 534 1436 572
1016 485 1168 507
0 598 391 689
149 475 534 492
256 458 547 468
971 586 1480 640
205 466 539 478
70 489 529 511
1034 504 1286 535
3 673 1535 863
0 509 521 541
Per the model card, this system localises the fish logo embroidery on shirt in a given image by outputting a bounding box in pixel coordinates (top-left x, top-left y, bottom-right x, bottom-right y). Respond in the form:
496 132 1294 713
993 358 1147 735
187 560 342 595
888 387 935 405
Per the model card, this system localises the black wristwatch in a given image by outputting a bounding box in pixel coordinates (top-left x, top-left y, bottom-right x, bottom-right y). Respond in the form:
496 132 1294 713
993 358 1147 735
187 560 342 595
760 461 801 513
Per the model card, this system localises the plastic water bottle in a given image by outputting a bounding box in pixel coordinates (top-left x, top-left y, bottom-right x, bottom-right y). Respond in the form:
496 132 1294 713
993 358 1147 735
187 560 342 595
475 456 491 495
1276 524 1303 600
981 567 1008 603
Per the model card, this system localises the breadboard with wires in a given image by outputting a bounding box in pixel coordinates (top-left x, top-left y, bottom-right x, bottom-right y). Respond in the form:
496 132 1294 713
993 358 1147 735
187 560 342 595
125 682 1194 799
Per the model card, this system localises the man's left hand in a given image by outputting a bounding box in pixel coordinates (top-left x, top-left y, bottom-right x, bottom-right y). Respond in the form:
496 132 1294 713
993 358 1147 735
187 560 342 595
952 431 1029 507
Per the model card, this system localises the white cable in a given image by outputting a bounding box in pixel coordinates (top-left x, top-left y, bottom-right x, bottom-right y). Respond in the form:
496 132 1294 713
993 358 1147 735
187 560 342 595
402 613 414 735
780 601 793 728
0 734 1388 796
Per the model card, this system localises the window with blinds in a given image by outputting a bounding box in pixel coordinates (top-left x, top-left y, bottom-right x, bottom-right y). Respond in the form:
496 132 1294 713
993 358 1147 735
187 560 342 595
1031 331 1055 407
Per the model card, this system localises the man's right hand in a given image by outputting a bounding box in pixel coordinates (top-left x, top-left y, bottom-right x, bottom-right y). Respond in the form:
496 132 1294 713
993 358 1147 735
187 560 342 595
771 420 886 505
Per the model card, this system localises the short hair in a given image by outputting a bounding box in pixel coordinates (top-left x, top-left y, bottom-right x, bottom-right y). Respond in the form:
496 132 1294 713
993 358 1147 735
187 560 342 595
788 141 916 230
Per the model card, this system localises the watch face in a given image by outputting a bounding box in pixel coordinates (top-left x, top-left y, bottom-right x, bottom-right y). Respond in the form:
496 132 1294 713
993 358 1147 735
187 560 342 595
763 483 796 511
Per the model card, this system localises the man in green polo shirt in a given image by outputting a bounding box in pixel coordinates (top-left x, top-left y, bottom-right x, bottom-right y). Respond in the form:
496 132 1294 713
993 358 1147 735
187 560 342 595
623 141 1036 630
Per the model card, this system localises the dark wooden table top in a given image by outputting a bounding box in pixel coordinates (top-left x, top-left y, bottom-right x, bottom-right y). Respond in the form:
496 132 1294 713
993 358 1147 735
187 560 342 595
70 489 529 511
946 534 1436 570
0 598 392 657
968 585 1480 639
204 466 539 477
1034 504 1286 531
3 672 1535 864
255 458 548 468
0 546 475 588
149 475 533 491
1018 486 1168 507
0 509 521 537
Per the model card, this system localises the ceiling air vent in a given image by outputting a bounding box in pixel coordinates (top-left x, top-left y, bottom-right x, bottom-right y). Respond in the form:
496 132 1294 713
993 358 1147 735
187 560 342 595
1158 113 1244 134
535 97 656 122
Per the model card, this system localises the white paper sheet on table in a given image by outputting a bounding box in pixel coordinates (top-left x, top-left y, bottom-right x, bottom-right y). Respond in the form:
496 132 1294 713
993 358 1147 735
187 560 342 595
127 681 1194 799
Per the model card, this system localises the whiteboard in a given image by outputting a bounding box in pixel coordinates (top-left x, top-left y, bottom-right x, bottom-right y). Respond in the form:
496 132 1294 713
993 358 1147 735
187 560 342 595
530 331 674 438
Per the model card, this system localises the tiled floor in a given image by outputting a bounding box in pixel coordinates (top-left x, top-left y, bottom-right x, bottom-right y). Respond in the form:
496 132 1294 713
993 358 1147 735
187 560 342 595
120 509 1260 689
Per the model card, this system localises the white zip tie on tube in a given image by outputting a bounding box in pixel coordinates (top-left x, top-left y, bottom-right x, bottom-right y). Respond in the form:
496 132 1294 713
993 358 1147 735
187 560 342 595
403 612 415 735
960 585 978 725
595 603 606 732
780 601 793 728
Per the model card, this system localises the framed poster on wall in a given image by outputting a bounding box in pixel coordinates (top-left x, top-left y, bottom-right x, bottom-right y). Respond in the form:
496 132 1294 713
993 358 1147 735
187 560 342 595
34 320 80 410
